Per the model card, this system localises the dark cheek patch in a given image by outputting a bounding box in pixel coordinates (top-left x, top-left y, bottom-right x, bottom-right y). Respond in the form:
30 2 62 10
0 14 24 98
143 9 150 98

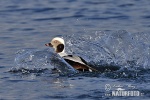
56 44 64 53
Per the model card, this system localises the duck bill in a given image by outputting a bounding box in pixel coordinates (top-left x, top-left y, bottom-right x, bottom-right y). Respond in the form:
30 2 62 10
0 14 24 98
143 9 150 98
45 43 53 47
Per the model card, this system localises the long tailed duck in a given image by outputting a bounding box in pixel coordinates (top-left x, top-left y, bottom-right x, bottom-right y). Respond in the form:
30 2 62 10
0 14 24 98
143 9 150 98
45 37 98 72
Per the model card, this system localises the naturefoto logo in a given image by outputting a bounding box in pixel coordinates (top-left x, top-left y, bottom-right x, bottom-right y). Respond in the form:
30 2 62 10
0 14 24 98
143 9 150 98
105 84 144 97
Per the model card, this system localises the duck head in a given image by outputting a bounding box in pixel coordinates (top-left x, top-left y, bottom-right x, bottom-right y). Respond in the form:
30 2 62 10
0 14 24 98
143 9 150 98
45 37 65 53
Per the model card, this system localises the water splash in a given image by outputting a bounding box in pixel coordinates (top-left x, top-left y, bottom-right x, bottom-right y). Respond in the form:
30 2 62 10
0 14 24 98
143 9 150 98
12 30 150 78
64 30 150 70
13 49 77 75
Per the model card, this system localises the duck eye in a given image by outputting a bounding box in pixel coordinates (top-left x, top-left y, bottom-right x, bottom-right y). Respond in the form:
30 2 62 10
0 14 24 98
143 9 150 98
54 40 58 43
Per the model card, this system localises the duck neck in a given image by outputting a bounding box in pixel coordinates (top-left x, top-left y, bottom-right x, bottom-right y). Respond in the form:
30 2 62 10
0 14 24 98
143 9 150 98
58 50 67 57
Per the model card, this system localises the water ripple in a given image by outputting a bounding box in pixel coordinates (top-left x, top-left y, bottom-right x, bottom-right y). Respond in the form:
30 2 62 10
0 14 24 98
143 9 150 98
0 7 55 13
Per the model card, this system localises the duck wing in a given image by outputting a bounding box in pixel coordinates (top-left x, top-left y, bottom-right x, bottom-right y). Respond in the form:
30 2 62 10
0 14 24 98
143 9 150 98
62 55 98 72
63 55 86 65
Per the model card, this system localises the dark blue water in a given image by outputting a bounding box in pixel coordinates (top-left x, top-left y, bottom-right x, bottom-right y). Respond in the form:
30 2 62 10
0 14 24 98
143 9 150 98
0 0 150 100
